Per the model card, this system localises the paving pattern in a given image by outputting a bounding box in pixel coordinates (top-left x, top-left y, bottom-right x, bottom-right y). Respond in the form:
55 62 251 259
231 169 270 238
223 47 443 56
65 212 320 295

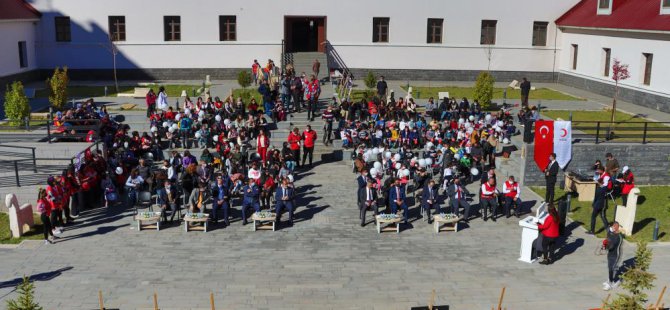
1 158 669 310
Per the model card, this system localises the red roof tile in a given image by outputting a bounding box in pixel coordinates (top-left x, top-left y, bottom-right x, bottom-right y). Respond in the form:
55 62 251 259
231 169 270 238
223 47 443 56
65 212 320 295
0 0 41 20
556 0 670 32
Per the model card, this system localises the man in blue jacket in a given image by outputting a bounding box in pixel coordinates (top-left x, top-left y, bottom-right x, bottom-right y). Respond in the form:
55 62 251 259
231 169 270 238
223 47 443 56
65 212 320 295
275 178 295 226
388 178 409 224
421 179 441 222
241 178 261 225
211 175 232 226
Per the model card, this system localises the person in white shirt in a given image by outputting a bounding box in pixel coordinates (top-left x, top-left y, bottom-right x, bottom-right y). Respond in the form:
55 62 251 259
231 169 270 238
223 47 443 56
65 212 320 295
157 86 169 111
125 169 144 208
247 162 261 181
502 176 522 218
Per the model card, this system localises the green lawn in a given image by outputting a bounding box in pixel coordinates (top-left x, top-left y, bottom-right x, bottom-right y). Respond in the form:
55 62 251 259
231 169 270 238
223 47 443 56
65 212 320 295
35 84 197 98
542 110 669 142
401 86 584 101
530 186 670 242
0 213 45 244
232 88 263 104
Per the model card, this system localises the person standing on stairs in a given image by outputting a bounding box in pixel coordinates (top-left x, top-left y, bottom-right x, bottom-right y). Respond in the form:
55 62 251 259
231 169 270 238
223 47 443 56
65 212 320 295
306 74 321 122
322 105 334 145
302 125 318 168
312 59 320 80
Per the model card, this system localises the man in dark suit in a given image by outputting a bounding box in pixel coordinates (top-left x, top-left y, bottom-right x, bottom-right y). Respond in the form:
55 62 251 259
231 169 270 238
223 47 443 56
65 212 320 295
356 169 370 205
520 77 531 107
544 153 559 203
275 178 295 226
358 179 379 227
388 178 409 224
447 178 471 223
211 175 231 226
421 179 441 222
241 178 261 225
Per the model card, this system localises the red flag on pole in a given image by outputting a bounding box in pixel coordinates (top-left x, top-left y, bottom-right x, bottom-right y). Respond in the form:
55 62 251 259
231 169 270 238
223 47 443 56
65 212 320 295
534 120 554 170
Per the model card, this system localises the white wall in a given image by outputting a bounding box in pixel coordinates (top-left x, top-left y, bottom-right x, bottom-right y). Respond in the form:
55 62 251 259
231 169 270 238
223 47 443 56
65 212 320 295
558 29 670 96
27 0 578 72
0 20 38 77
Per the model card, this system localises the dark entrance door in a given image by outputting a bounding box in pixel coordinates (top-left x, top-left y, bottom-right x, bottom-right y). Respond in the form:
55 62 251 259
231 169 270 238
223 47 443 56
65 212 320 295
284 17 326 53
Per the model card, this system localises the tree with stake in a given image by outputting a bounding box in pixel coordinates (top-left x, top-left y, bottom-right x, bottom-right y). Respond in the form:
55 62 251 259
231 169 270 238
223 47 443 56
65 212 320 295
606 241 656 309
473 71 495 110
100 35 119 94
609 59 630 138
237 70 252 101
3 81 31 126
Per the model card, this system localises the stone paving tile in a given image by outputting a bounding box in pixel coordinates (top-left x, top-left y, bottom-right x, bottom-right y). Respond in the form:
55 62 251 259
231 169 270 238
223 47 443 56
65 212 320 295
0 160 669 309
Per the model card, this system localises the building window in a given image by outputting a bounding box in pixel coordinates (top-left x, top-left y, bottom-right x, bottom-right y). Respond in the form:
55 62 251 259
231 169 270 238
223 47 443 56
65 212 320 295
531 21 548 46
18 41 27 68
219 16 236 41
599 0 611 9
164 16 181 41
372 17 389 43
602 48 611 77
571 44 578 70
55 16 71 42
643 53 653 85
426 18 443 44
480 20 497 45
108 16 126 41
665 0 670 7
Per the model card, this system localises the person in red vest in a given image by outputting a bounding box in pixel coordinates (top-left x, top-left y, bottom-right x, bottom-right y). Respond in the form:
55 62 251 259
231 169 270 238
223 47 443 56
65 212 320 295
305 75 321 121
502 175 522 218
302 125 318 167
251 59 260 85
618 166 635 205
287 127 302 168
256 130 270 165
480 176 499 222
587 166 610 235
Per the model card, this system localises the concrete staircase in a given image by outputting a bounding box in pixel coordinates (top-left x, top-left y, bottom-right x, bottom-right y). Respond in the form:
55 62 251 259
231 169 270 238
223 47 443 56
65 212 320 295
287 52 328 81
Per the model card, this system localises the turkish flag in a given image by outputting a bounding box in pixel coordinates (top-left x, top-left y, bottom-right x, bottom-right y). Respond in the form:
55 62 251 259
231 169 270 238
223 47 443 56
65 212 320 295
534 120 554 170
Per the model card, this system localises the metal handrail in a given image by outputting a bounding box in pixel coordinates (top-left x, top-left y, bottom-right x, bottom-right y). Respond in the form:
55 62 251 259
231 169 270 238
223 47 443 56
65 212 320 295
566 121 670 144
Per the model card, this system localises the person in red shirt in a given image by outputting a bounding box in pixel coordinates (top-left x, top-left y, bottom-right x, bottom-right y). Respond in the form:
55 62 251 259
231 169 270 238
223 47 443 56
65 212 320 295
618 166 635 205
37 188 56 244
302 125 318 167
251 59 260 85
537 204 560 265
146 89 157 117
256 130 270 165
287 127 302 168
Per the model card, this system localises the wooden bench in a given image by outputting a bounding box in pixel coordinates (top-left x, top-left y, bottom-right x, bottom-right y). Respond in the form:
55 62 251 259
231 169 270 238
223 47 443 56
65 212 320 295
120 103 137 110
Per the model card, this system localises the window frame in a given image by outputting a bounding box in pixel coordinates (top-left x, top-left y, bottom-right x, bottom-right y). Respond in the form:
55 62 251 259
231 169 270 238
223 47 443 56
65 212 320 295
164 16 181 42
597 0 612 14
18 41 28 68
219 15 237 41
108 16 126 42
531 21 548 47
642 53 653 85
480 20 497 45
571 44 579 70
54 16 71 42
602 48 611 77
372 17 390 43
426 18 443 44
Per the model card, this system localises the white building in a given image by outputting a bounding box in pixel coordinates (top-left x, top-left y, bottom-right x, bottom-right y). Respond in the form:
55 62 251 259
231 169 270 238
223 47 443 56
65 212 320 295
1 0 669 111
0 0 40 86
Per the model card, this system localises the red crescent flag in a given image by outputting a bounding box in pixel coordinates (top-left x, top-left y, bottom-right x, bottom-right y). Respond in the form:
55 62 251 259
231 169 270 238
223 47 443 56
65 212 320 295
534 120 554 170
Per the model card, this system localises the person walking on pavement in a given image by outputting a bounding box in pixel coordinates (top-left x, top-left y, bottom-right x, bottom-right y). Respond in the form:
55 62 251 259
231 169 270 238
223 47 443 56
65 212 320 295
302 125 317 167
602 222 623 291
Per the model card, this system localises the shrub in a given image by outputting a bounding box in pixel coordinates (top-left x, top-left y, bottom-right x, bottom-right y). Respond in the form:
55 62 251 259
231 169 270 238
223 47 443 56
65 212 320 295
473 71 495 110
6 276 42 310
238 70 252 89
46 67 68 110
364 71 377 90
3 81 30 126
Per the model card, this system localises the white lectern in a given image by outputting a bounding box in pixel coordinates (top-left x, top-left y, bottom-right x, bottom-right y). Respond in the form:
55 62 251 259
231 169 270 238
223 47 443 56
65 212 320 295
518 202 548 263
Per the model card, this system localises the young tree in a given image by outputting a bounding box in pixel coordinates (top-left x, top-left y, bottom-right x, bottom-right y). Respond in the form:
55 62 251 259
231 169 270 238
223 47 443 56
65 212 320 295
606 241 656 310
238 70 252 89
609 59 630 136
100 35 119 94
46 67 69 110
364 71 377 90
3 81 30 126
473 71 495 110
6 276 43 310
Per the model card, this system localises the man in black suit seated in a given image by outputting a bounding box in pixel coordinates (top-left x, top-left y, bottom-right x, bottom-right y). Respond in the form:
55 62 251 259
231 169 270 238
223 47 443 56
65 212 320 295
275 178 296 226
447 178 471 223
420 179 441 222
358 179 379 227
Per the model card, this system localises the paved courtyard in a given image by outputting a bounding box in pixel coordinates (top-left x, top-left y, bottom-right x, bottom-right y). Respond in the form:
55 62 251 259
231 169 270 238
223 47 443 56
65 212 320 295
1 158 669 309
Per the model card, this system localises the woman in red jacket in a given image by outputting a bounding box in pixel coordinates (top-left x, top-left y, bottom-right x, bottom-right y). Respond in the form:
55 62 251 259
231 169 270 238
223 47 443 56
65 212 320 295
619 166 635 206
37 188 56 244
537 204 560 265
287 127 302 168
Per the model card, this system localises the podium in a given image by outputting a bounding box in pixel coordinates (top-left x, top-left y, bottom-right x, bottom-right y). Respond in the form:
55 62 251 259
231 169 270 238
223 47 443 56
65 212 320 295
518 202 548 263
